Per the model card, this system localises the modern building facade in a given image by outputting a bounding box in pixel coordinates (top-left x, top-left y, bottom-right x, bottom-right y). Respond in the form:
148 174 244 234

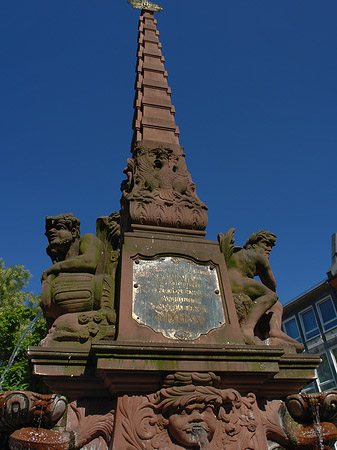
282 233 337 393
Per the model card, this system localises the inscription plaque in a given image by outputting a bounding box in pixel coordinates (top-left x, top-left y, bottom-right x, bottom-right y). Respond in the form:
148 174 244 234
132 256 226 339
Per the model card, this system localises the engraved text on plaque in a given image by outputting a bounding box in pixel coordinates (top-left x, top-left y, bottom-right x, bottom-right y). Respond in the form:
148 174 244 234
132 256 226 339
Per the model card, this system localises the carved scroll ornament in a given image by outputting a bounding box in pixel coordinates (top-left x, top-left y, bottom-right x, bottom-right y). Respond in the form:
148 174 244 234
0 391 66 432
118 385 264 449
115 374 337 450
66 401 115 450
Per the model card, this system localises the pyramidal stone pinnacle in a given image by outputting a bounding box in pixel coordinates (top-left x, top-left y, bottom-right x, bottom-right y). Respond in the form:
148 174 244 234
131 10 179 149
121 9 208 233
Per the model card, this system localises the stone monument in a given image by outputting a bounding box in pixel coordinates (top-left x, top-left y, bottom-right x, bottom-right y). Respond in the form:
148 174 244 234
2 2 337 450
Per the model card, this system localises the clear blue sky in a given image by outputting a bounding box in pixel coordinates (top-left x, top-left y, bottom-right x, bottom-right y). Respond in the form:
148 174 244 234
1 0 337 305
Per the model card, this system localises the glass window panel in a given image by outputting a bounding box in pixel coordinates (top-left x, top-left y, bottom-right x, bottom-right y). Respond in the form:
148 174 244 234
283 317 302 343
318 298 337 331
327 318 337 329
317 353 334 383
301 309 319 340
321 381 336 391
319 299 335 322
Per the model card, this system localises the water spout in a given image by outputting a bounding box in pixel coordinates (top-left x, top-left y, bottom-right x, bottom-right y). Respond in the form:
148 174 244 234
191 425 210 450
305 394 324 450
0 310 43 390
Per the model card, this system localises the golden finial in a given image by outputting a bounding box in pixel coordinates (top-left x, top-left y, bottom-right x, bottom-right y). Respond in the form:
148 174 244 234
128 0 163 12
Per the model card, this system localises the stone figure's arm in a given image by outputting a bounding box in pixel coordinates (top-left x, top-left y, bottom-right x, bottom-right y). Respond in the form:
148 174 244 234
44 234 102 277
257 257 277 292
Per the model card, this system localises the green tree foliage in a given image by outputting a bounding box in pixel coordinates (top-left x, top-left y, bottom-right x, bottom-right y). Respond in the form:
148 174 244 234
0 258 47 390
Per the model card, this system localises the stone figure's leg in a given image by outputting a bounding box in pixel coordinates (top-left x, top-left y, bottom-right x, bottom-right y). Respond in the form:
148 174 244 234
266 302 304 351
241 280 278 342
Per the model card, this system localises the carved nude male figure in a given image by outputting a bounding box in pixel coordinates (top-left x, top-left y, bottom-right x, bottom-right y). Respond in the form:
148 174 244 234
225 230 278 343
219 229 303 351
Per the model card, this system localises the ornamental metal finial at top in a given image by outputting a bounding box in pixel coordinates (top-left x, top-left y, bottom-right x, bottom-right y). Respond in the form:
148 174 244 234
128 0 163 12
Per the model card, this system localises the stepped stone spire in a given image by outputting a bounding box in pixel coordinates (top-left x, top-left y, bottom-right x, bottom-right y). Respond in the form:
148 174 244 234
131 9 180 150
121 7 208 232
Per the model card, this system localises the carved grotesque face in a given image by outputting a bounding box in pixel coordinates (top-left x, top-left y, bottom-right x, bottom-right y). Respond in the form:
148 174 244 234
167 403 218 448
46 219 74 247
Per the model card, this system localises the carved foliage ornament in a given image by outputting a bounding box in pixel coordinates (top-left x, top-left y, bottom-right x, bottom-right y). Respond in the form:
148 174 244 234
121 145 208 230
118 385 264 449
67 401 115 450
117 385 337 449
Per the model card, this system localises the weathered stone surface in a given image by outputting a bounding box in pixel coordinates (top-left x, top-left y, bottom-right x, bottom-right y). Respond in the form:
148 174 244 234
0 392 67 450
13 7 337 450
120 9 208 232
0 391 114 450
131 11 179 147
9 428 70 450
4 385 337 449
219 229 303 352
0 391 66 432
286 391 337 424
110 374 337 450
66 399 114 450
40 213 119 346
29 344 320 399
115 387 264 449
121 144 208 231
116 231 241 345
282 391 337 449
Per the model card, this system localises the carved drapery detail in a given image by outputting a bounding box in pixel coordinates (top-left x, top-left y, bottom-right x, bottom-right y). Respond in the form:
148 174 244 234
121 144 208 231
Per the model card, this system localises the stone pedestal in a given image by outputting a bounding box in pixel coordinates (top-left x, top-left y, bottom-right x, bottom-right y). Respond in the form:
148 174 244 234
28 342 321 449
27 230 323 449
117 229 241 345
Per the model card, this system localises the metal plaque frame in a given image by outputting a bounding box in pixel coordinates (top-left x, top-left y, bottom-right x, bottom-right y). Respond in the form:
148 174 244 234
132 256 226 340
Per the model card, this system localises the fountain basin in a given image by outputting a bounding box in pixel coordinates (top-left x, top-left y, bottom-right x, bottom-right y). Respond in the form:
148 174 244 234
295 422 337 449
9 427 69 450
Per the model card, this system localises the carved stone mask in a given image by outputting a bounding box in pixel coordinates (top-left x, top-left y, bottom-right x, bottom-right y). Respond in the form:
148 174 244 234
167 403 218 447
